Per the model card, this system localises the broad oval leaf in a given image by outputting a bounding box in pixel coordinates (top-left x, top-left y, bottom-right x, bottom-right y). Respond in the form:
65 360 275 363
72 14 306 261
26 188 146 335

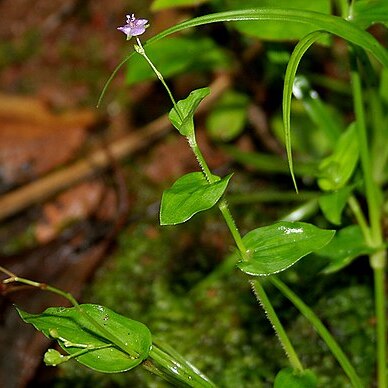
238 221 334 276
274 368 317 388
169 87 211 138
17 304 152 373
160 172 232 225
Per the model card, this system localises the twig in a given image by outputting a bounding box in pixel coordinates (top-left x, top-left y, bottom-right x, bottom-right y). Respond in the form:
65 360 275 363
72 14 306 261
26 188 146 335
0 73 231 221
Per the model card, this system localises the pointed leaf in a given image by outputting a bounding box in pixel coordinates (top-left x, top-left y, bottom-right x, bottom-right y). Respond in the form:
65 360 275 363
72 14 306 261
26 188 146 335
169 88 210 138
238 222 334 276
316 225 375 273
318 123 359 191
274 368 317 388
17 304 152 373
160 172 232 225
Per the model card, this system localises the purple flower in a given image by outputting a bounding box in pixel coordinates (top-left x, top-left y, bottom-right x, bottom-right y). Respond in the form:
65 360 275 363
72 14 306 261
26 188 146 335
117 14 149 40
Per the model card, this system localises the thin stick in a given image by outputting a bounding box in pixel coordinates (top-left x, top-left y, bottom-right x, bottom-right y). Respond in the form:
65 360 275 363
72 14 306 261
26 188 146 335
0 74 230 221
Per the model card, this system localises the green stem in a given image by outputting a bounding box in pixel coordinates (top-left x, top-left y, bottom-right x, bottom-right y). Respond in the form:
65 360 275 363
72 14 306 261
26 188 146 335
251 279 303 372
347 195 372 245
135 38 182 121
189 120 305 374
188 138 304 372
373 253 387 388
134 42 305 374
270 276 364 388
218 199 247 257
350 49 386 387
190 141 215 183
350 50 382 247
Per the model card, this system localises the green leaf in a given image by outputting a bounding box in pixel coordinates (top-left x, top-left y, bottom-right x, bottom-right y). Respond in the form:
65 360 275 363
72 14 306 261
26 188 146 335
169 87 211 138
318 123 359 191
222 0 331 41
274 368 317 388
146 9 388 67
151 0 209 11
17 304 152 373
206 90 249 142
282 31 329 190
127 37 230 86
160 172 232 225
352 0 388 29
238 222 335 276
316 225 375 274
318 186 354 225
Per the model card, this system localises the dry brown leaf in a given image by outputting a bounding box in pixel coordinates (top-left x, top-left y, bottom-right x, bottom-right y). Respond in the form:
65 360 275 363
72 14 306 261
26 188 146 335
0 94 97 188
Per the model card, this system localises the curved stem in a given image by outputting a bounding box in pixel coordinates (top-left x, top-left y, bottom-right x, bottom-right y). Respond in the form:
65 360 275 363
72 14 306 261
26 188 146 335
270 276 364 388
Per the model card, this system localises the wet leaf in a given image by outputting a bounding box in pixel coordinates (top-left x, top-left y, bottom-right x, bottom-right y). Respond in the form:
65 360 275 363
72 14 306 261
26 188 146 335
17 304 152 373
238 222 334 276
